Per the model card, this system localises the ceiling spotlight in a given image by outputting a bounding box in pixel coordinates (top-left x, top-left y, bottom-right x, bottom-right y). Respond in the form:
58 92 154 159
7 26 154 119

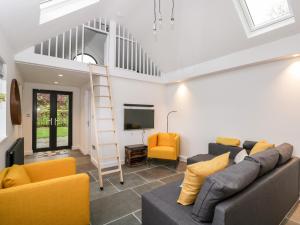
54 81 59 85
58 74 63 77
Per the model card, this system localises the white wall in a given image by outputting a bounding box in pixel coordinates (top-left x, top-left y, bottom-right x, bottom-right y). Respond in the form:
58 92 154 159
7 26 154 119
22 82 81 155
166 58 300 158
0 31 23 169
89 76 166 167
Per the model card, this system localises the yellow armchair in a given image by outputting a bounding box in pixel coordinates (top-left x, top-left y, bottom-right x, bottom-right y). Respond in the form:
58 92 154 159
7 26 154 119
148 133 180 161
0 157 90 225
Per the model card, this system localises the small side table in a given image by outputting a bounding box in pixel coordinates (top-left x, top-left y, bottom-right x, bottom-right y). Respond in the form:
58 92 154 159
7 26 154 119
125 144 147 167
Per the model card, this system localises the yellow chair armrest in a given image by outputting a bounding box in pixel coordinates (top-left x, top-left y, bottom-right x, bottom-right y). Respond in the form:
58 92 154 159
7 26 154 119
175 135 180 157
148 134 158 149
0 173 90 225
24 157 76 182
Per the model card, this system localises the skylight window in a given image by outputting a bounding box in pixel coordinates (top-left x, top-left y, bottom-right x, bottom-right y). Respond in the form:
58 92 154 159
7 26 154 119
234 0 295 37
40 0 100 24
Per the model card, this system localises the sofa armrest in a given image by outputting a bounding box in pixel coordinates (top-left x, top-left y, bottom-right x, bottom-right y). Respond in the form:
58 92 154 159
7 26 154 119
0 173 90 225
208 143 242 159
211 158 300 225
148 134 158 149
24 157 76 182
175 135 180 157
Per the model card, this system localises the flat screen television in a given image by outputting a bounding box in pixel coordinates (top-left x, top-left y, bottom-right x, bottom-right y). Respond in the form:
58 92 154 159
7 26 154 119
124 109 154 130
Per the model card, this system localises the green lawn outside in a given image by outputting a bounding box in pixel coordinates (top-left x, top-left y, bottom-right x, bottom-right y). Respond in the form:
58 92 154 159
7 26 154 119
37 127 68 138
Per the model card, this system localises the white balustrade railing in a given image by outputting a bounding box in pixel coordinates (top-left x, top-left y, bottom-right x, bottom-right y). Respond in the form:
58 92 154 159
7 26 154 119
115 24 161 77
34 17 109 64
34 18 162 77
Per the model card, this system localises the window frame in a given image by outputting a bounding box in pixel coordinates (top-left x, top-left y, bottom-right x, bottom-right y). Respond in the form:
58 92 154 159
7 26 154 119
73 53 98 65
0 58 7 142
233 0 295 37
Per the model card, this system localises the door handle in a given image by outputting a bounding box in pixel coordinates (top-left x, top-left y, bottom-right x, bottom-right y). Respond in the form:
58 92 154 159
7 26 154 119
50 118 53 126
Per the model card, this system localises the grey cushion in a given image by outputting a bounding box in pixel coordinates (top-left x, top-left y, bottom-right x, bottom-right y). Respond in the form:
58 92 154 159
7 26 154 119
192 160 260 222
245 149 279 176
242 141 257 151
142 180 211 225
187 154 216 165
276 143 293 166
208 143 243 159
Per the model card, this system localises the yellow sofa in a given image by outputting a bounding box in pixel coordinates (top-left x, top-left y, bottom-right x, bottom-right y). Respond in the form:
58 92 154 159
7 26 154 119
0 157 90 225
148 133 180 161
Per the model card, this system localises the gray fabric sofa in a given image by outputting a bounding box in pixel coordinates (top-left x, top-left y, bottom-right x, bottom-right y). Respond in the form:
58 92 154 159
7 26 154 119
142 143 300 225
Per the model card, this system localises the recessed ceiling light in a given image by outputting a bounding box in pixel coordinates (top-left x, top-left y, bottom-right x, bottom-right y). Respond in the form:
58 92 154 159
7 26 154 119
58 74 63 77
53 81 59 85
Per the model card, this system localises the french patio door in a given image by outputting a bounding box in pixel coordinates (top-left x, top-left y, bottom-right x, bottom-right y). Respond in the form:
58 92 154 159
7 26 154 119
32 89 73 152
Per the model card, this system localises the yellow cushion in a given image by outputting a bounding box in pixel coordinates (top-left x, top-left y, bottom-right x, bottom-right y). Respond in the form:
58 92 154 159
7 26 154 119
216 137 240 146
3 165 31 188
250 142 275 155
148 146 177 160
158 133 176 147
177 152 230 205
0 168 9 189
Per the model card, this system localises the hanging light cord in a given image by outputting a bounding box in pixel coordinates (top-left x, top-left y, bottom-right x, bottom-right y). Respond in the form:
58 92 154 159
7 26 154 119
171 0 175 20
159 0 162 20
153 0 157 28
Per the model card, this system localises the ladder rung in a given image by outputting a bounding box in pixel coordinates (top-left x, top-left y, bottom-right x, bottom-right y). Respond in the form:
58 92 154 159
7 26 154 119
96 106 112 108
100 156 119 161
97 130 115 133
102 169 121 175
96 74 108 77
99 142 117 146
97 118 114 120
94 85 109 87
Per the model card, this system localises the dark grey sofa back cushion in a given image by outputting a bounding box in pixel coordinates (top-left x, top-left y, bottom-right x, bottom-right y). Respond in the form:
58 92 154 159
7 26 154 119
276 143 293 166
245 149 279 177
208 143 243 159
192 160 260 223
242 140 257 151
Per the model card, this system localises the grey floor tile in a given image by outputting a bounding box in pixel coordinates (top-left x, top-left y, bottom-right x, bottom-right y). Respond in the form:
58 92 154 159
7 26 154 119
90 181 118 201
136 166 177 181
160 173 184 184
75 155 93 166
122 164 153 174
86 171 96 183
91 190 141 225
133 181 164 196
134 210 142 221
106 214 141 225
77 162 97 173
108 173 147 191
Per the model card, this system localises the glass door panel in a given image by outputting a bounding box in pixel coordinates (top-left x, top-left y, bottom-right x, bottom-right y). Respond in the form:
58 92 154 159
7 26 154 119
33 90 72 152
56 94 70 147
36 93 51 149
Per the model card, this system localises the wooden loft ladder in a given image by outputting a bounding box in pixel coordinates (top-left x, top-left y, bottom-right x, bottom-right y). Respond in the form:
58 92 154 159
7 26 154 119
89 64 124 190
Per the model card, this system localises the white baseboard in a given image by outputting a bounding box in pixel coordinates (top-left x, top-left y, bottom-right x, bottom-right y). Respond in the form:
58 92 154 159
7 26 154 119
179 155 187 162
24 151 33 156
71 146 80 150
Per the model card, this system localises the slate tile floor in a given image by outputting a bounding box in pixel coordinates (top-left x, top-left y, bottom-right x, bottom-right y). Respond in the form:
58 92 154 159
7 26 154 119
25 150 300 225
25 150 186 225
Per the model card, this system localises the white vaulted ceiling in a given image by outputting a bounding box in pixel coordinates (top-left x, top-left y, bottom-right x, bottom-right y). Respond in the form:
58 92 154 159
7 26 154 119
0 0 300 73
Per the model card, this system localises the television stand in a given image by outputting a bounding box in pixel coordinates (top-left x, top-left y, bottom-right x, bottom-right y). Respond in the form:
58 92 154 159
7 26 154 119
125 144 147 167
